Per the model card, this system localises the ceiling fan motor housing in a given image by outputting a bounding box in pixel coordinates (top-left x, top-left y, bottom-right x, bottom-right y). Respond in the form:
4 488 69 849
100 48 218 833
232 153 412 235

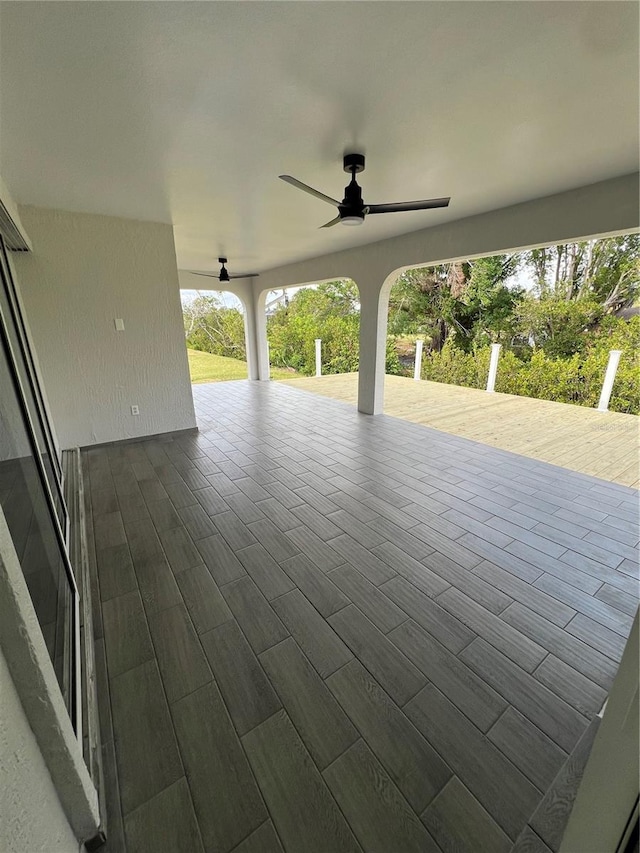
218 257 230 281
343 153 365 173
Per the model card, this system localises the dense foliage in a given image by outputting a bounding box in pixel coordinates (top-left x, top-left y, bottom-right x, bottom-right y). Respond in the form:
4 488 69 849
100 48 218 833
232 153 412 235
422 317 640 414
267 281 361 375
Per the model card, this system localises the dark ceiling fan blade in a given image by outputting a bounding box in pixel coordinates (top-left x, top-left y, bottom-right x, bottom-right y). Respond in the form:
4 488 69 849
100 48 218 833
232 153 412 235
228 273 259 279
320 215 342 228
367 197 451 214
279 175 340 207
187 271 221 279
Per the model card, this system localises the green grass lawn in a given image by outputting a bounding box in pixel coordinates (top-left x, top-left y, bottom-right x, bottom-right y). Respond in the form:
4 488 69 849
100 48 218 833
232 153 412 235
187 348 298 383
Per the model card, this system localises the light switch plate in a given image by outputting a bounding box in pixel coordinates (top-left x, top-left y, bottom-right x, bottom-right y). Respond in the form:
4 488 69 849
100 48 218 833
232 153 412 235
114 318 125 331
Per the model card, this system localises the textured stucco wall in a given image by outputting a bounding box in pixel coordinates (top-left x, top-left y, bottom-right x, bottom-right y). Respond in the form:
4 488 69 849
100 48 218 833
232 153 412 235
0 645 79 853
12 206 196 448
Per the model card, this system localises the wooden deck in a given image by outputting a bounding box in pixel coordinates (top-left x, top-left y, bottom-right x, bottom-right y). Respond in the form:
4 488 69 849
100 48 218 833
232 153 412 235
279 374 639 488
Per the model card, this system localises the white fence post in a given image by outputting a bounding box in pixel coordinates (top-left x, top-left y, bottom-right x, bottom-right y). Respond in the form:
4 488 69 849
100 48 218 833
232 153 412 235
414 339 424 381
486 343 502 393
315 339 322 377
597 350 622 412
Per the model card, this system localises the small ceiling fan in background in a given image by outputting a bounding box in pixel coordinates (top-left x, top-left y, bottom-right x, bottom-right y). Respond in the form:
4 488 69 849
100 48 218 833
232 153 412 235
280 153 451 228
187 257 259 282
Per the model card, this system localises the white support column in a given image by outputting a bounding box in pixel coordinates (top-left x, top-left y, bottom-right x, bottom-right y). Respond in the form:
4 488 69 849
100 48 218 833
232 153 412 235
414 339 424 381
315 339 322 377
253 289 270 380
242 299 260 380
357 282 388 415
597 350 622 412
486 343 502 393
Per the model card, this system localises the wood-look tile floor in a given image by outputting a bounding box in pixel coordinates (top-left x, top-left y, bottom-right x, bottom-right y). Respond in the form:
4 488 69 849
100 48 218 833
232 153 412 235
87 380 639 853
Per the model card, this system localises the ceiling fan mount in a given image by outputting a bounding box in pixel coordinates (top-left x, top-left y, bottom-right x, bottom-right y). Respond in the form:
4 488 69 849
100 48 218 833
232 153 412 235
279 153 450 229
342 152 365 174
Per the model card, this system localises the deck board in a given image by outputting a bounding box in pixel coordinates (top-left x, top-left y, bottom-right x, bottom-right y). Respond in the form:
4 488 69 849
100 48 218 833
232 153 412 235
279 374 639 487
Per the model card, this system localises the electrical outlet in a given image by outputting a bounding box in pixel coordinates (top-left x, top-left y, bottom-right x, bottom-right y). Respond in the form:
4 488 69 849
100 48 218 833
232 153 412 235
131 405 139 416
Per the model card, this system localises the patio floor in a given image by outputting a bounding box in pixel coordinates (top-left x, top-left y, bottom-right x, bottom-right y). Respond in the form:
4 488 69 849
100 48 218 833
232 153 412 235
88 380 639 853
279 373 640 488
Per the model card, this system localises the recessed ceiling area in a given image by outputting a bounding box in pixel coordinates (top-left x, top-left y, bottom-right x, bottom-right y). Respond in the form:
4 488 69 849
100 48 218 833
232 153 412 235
0 2 637 273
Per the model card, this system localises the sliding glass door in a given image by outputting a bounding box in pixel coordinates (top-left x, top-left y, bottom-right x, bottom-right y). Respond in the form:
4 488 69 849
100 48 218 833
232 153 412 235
0 235 79 732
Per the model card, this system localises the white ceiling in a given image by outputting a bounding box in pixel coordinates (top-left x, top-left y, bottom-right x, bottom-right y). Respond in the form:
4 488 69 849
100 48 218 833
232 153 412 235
0 2 637 275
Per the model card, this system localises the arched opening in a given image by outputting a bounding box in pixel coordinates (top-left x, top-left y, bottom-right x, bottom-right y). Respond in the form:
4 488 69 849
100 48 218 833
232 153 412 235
357 233 640 482
383 234 639 415
261 278 362 402
180 288 250 383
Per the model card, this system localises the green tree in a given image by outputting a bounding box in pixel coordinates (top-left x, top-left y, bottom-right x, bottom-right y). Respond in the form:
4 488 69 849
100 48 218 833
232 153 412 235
388 255 523 352
183 295 246 359
514 297 604 358
524 235 640 310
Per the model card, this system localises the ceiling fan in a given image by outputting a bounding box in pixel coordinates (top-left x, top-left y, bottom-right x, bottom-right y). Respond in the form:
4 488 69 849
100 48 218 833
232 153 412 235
187 257 259 283
279 153 450 228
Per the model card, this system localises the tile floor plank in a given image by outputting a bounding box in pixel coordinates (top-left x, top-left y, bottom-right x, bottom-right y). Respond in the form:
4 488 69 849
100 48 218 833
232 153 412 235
436 586 547 672
196 533 247 586
97 543 137 602
390 620 506 731
175 563 233 634
272 589 353 678
285 525 346 571
373 541 450 596
200 620 281 736
236 543 295 600
488 706 568 793
177 503 219 540
123 777 204 853
423 550 513 614
247 518 300 562
331 534 397 585
534 654 607 718
147 603 212 704
259 638 359 770
502 603 619 690
172 681 268 853
323 739 439 853
281 554 350 617
102 590 154 678
329 606 425 706
421 776 511 853
330 564 407 633
230 821 284 853
158 526 202 574
221 576 289 654
460 638 588 752
110 659 183 815
406 685 541 840
242 710 361 853
529 718 601 851
327 659 451 812
381 576 472 652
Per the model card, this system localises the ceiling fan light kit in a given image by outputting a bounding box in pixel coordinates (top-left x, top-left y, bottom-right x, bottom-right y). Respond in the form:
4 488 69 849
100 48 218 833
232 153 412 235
279 153 450 229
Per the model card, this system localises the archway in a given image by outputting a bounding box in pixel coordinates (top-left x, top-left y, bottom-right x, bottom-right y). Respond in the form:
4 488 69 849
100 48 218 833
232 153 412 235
180 288 250 384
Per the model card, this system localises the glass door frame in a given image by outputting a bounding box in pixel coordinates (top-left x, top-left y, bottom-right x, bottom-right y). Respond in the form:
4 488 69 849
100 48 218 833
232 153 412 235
0 240 68 537
0 237 81 738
